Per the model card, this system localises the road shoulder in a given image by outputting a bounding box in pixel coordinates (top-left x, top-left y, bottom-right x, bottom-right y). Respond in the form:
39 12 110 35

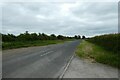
63 55 119 78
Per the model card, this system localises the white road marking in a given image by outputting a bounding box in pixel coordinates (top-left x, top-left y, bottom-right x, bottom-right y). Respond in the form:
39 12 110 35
59 54 74 79
40 51 53 57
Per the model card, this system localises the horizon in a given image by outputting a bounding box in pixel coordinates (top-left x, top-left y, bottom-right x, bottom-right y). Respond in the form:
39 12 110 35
1 31 118 38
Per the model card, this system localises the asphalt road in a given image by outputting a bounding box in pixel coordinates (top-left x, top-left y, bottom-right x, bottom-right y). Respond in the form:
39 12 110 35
2 40 80 78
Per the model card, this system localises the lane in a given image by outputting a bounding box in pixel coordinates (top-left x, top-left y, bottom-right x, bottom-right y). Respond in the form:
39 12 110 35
2 40 80 78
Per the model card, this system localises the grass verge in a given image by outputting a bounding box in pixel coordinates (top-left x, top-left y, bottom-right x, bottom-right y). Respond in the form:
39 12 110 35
76 40 119 68
2 40 73 50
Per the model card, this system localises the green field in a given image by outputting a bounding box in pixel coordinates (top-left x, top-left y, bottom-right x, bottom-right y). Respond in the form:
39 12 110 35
2 40 72 50
76 40 119 68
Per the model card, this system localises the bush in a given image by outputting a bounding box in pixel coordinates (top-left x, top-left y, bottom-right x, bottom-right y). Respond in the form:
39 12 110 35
86 33 119 54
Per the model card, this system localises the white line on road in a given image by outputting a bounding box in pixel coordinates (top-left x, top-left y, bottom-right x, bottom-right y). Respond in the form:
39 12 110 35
40 51 53 57
59 54 74 79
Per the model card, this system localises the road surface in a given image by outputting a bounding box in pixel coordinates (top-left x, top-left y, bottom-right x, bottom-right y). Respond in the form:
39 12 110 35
2 40 80 78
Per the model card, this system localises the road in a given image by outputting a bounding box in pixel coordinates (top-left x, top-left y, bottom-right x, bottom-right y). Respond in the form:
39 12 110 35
2 40 80 78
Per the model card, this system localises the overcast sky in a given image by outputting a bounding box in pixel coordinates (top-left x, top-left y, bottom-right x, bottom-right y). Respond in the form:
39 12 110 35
1 1 118 37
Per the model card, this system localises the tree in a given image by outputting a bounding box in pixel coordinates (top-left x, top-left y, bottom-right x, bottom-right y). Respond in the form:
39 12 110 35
2 31 77 42
50 34 57 40
82 35 86 39
42 33 49 40
25 31 29 34
57 35 64 40
74 35 78 39
2 34 16 42
17 31 31 41
38 33 43 40
31 33 38 40
78 35 81 39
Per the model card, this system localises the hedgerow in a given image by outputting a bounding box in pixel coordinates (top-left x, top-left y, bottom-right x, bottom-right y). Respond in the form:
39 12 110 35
87 33 119 54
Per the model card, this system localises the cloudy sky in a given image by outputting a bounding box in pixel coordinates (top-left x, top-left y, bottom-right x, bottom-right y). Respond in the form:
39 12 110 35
1 1 118 37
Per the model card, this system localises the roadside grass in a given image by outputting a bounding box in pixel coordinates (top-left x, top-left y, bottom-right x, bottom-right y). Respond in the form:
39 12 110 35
2 39 74 50
76 40 119 68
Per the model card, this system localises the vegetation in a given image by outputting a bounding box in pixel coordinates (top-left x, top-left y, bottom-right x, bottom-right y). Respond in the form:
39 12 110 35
2 40 71 50
76 40 119 68
86 33 119 54
2 31 84 50
2 31 82 42
76 33 119 68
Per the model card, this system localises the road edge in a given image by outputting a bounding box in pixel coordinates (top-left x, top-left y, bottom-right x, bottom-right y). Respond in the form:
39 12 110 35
58 54 75 79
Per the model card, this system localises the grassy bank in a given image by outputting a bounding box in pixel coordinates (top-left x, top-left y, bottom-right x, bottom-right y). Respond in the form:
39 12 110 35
76 40 119 68
2 40 73 50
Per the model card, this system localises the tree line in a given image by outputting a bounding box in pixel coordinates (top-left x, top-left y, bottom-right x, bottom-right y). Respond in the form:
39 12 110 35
2 31 86 42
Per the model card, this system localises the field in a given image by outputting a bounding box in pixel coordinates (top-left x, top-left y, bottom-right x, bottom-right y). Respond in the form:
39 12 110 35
2 40 72 50
76 33 119 68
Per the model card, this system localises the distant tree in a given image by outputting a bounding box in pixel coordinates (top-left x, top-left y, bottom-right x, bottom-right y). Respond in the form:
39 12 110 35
31 33 38 40
74 35 81 39
25 33 31 41
50 34 57 40
57 35 64 40
66 36 72 39
78 35 81 39
2 34 8 42
42 33 49 40
25 31 29 34
74 35 78 39
17 31 31 41
2 34 16 42
2 31 76 42
82 35 86 39
38 33 44 40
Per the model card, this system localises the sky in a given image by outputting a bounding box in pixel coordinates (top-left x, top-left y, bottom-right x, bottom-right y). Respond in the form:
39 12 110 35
1 1 118 37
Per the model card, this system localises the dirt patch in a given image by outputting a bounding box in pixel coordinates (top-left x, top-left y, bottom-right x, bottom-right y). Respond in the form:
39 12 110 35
82 45 93 54
82 45 96 63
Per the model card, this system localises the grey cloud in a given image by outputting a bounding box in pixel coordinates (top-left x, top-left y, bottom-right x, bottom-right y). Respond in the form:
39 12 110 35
71 2 118 23
2 2 118 37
